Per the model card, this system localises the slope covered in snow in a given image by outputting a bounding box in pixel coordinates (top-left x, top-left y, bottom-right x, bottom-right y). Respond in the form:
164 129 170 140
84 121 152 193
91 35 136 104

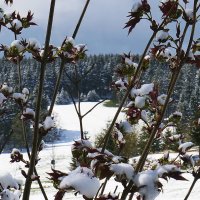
52 102 125 141
0 103 200 199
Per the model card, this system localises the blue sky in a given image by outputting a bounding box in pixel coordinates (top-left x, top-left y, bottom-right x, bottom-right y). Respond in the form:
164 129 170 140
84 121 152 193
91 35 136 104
0 0 197 55
0 0 154 55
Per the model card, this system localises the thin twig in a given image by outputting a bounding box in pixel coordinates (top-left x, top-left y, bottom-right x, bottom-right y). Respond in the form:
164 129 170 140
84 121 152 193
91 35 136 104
48 60 65 115
17 57 22 91
94 182 104 199
0 129 13 154
113 185 118 194
48 0 91 117
100 177 108 196
72 0 91 39
81 63 95 78
82 99 107 118
75 65 84 139
184 176 198 200
170 153 180 164
63 68 76 84
64 77 79 116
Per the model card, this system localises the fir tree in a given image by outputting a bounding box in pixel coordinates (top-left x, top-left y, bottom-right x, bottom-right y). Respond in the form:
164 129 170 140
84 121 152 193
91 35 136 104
55 88 70 105
86 90 100 102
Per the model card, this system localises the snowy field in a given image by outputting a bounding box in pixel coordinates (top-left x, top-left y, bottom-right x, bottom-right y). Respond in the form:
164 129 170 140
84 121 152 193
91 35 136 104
52 101 125 141
0 102 200 199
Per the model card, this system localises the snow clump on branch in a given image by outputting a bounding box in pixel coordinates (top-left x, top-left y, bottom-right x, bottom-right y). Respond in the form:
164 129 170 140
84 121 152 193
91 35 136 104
156 30 169 43
10 40 25 52
42 116 55 131
27 38 41 50
131 83 154 97
0 92 6 104
110 163 134 180
0 171 20 190
131 1 142 13
11 19 22 30
0 189 21 200
59 167 100 198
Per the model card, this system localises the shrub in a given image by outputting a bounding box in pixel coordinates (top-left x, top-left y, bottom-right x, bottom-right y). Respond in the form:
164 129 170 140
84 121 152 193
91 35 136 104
95 122 138 158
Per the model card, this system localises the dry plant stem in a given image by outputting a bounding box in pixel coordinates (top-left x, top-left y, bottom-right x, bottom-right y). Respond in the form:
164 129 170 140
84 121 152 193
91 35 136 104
17 57 22 91
79 116 84 139
99 30 161 198
100 177 108 195
0 183 3 191
74 65 85 138
170 153 180 164
184 177 198 200
72 0 90 39
64 74 107 139
16 44 48 200
136 22 190 173
65 82 79 115
199 146 200 157
16 58 31 156
121 3 197 200
94 183 104 199
0 129 13 154
48 59 65 115
114 185 118 194
22 0 56 199
33 168 48 200
64 70 106 120
21 120 31 156
128 193 134 200
101 31 157 153
101 0 179 154
136 69 180 172
99 3 181 198
82 99 107 118
48 0 91 116
16 42 30 158
44 0 91 143
98 23 164 197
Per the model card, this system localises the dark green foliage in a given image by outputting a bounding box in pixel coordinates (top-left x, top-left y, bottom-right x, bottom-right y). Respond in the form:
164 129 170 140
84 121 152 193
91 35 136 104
95 127 118 155
162 129 179 152
0 97 24 152
95 123 138 158
0 54 200 150
136 127 164 154
56 88 70 105
6 114 32 150
190 108 200 148
44 128 62 143
103 99 119 107
122 133 138 157
86 90 100 102
0 55 120 150
0 56 199 121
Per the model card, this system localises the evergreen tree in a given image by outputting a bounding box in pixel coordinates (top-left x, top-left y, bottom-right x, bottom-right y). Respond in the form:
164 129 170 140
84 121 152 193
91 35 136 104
56 88 70 105
137 127 163 154
190 107 200 154
86 90 100 102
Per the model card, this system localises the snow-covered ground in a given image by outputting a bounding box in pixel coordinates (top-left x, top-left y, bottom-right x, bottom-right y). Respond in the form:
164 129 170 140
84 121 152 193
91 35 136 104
0 102 200 199
52 101 124 141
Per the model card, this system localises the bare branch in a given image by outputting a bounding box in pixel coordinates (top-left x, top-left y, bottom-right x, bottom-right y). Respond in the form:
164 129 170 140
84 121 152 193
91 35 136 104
82 99 107 118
